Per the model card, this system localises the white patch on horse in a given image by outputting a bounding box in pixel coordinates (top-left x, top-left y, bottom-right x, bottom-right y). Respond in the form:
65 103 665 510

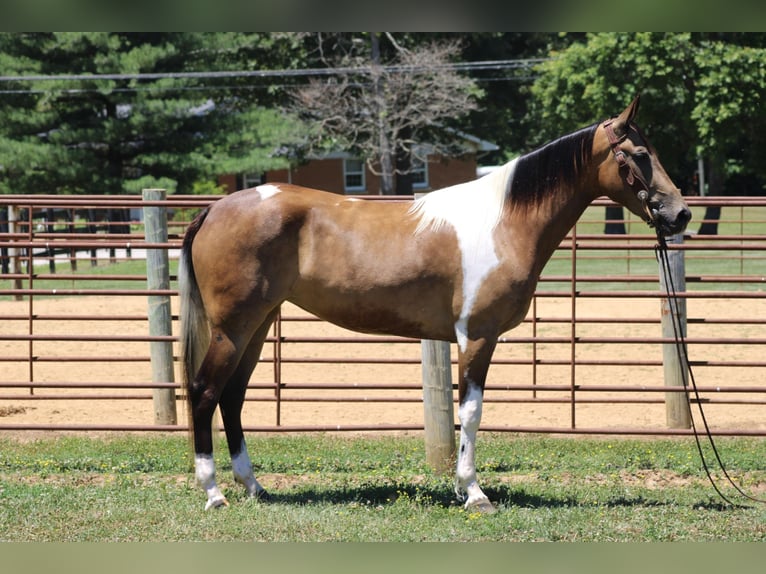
409 161 516 351
231 439 265 497
256 184 281 201
456 383 489 506
195 453 227 510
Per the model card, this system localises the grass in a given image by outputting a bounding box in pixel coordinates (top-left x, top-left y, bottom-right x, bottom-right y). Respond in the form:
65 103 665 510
540 204 766 293
0 258 179 299
1 433 766 541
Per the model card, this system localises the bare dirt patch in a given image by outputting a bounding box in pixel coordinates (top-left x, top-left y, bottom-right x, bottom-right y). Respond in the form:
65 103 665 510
1 294 765 434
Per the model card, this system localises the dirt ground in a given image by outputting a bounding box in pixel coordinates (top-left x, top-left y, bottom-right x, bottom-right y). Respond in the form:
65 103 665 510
1 294 765 435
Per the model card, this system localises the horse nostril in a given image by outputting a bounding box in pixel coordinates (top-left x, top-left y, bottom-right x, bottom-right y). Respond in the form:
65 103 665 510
678 207 692 225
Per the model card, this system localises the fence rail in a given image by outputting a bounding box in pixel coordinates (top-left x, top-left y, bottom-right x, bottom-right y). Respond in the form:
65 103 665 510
0 193 765 436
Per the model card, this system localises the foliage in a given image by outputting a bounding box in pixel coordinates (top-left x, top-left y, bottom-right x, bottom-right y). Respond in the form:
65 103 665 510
0 32 306 195
530 32 766 196
455 32 572 163
2 33 766 199
530 33 696 188
692 41 766 181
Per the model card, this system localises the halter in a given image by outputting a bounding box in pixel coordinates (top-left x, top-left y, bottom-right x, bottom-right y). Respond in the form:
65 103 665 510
603 117 655 227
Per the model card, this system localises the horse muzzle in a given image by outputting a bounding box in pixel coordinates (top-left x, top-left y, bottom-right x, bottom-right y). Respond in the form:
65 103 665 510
646 192 691 236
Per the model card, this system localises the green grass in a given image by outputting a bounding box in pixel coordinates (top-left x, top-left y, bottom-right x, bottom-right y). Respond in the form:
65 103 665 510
0 258 179 298
1 433 765 541
540 204 766 293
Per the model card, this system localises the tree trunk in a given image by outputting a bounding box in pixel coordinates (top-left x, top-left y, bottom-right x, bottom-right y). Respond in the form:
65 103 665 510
371 33 395 195
604 206 627 234
698 157 724 235
395 126 413 196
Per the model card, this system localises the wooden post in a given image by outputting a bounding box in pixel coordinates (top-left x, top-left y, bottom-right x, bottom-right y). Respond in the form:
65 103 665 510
660 232 691 429
421 339 456 473
143 189 177 426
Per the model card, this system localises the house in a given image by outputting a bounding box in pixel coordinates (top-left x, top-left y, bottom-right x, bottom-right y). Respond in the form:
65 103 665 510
217 134 498 196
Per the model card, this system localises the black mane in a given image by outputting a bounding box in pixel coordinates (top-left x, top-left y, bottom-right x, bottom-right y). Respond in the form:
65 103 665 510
508 123 597 207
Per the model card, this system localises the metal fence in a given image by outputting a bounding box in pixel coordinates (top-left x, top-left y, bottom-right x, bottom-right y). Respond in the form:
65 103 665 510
0 194 764 436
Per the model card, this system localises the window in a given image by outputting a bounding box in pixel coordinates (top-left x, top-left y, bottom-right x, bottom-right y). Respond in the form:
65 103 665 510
411 155 429 189
344 159 365 193
241 173 263 189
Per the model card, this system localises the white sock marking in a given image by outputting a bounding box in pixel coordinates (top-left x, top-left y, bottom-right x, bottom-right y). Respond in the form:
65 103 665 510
456 384 489 506
231 439 265 497
195 453 227 510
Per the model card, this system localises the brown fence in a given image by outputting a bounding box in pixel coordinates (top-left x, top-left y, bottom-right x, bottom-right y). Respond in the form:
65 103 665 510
0 193 764 436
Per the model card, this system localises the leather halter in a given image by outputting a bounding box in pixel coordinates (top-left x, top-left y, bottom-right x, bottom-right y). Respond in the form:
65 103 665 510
602 117 655 226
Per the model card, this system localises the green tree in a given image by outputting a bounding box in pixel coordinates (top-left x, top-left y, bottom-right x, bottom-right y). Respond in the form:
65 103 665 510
531 33 697 183
0 32 305 195
456 32 575 164
530 32 766 234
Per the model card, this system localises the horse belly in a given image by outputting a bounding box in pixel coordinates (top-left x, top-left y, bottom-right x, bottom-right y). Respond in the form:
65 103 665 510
287 195 459 339
288 276 456 341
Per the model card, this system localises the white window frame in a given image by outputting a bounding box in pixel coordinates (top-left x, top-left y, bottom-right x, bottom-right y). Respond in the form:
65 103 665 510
241 172 263 188
343 158 366 193
411 154 429 190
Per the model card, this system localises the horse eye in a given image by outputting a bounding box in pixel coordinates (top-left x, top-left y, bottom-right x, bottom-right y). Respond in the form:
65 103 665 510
633 148 649 159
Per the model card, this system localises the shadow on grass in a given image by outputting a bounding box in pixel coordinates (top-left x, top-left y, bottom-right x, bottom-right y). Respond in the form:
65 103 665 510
250 482 697 511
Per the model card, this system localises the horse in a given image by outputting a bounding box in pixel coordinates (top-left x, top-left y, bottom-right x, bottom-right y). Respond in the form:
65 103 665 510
179 96 691 512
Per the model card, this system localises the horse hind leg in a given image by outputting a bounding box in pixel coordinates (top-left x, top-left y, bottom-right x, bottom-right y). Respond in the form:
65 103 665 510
189 329 240 510
219 312 278 502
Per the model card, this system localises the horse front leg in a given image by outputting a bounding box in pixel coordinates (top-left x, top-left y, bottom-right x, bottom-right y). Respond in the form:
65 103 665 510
455 337 497 514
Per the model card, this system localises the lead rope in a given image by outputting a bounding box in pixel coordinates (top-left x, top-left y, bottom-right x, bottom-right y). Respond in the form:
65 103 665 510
654 231 766 507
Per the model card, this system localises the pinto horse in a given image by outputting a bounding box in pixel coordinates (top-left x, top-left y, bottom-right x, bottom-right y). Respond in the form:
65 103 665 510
179 96 691 512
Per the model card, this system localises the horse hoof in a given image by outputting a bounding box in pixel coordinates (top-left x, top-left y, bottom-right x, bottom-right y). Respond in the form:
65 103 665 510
465 497 496 514
205 496 229 511
255 489 271 502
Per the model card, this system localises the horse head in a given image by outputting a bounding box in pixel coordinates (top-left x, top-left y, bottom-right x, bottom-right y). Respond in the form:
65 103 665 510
596 96 691 236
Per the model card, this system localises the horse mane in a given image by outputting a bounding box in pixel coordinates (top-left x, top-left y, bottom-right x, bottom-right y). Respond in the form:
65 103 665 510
407 122 597 236
507 123 597 209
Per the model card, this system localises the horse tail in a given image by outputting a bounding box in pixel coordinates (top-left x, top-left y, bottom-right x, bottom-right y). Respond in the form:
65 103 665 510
179 208 210 429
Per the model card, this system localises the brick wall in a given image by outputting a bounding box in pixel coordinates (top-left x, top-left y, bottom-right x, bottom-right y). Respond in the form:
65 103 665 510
219 154 479 195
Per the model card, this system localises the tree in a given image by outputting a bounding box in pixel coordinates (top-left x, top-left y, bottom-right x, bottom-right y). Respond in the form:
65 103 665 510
456 32 576 164
692 39 766 233
291 33 482 195
0 32 306 195
529 33 766 234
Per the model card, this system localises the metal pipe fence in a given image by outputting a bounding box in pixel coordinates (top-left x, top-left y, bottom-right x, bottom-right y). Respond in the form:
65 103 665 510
0 194 764 436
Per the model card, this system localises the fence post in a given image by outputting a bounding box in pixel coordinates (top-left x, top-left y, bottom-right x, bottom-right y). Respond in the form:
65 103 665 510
143 188 177 426
660 232 691 429
421 339 456 473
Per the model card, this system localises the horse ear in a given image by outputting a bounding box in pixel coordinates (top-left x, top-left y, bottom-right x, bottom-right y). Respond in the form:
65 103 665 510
625 94 640 122
613 95 641 136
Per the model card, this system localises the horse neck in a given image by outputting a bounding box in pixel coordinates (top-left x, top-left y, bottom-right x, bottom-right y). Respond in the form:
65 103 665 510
505 174 595 278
